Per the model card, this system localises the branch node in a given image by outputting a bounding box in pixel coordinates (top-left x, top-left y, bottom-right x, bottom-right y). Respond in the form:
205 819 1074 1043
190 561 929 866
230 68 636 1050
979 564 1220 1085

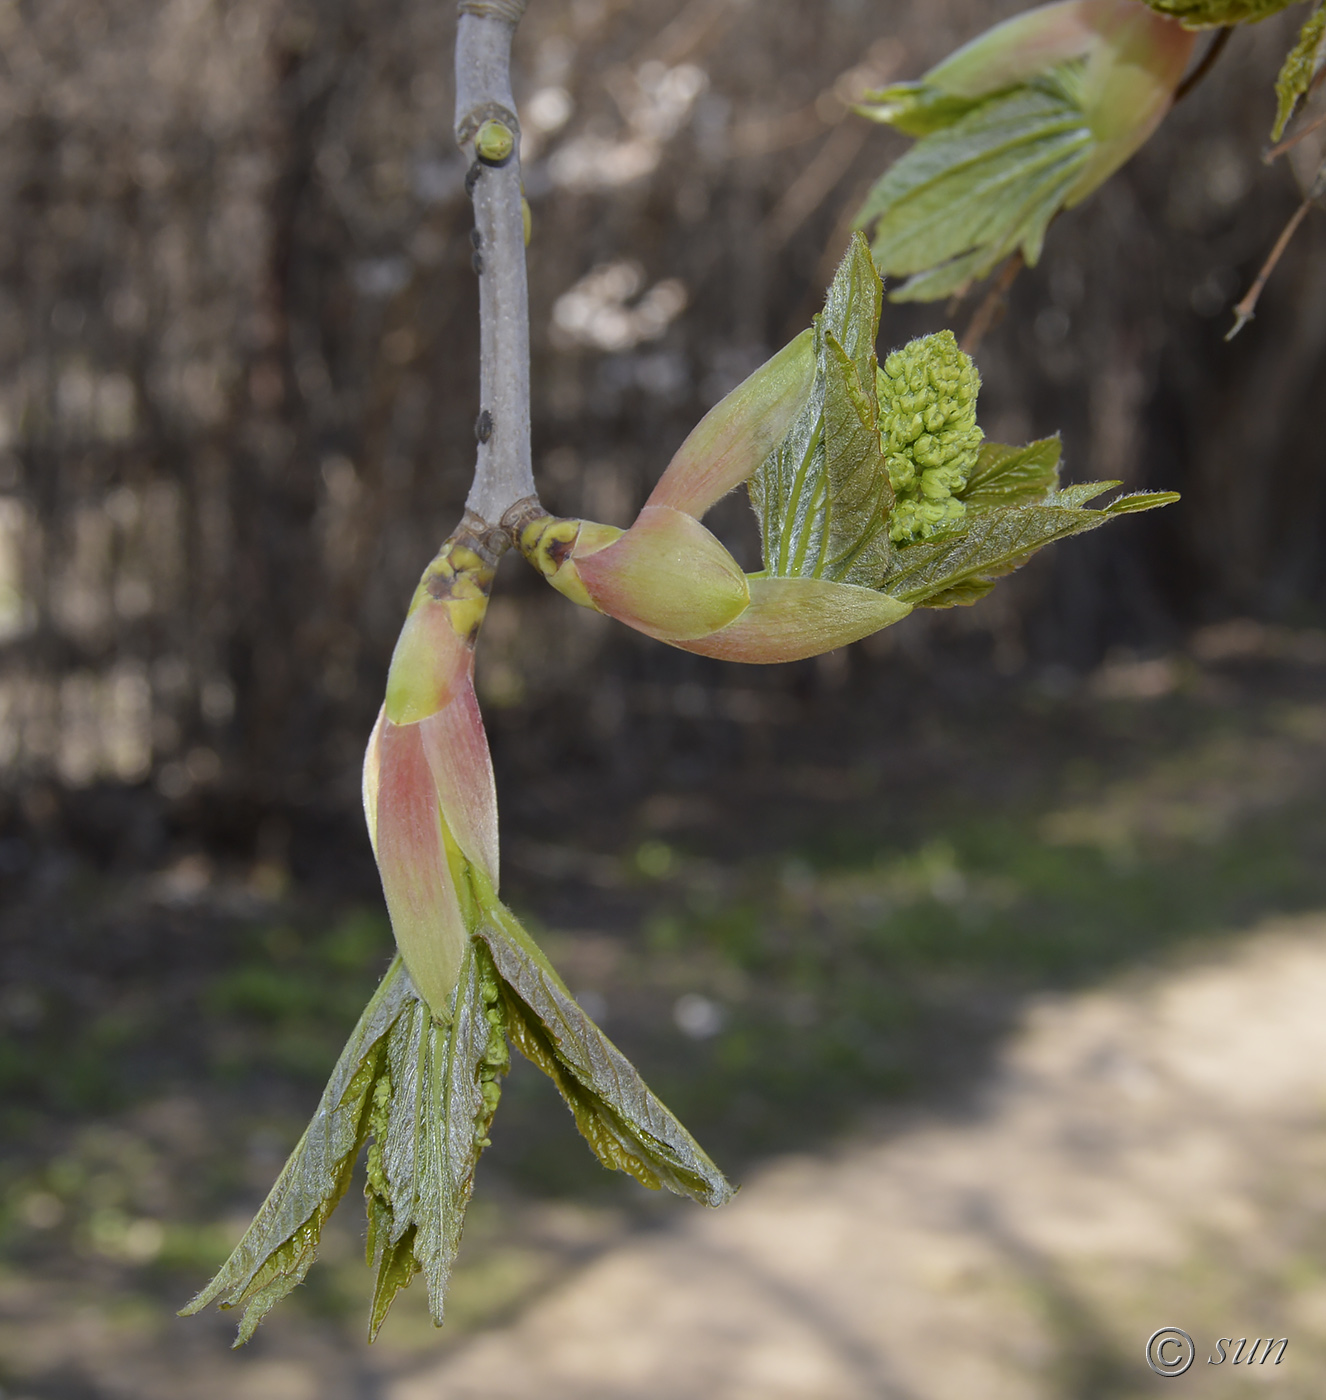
458 0 527 22
456 101 521 151
499 495 545 545
455 510 511 567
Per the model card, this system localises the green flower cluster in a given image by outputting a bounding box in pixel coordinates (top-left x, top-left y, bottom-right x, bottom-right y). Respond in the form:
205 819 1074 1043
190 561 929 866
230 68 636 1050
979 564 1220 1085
877 330 983 543
1139 0 1294 24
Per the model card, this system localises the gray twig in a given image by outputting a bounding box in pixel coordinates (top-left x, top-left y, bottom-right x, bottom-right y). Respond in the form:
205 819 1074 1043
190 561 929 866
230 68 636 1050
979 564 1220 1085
454 0 535 528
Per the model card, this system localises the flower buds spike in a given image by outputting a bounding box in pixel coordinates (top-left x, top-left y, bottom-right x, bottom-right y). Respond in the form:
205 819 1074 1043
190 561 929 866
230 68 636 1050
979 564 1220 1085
516 234 1179 659
878 330 983 543
853 0 1197 301
364 520 503 1013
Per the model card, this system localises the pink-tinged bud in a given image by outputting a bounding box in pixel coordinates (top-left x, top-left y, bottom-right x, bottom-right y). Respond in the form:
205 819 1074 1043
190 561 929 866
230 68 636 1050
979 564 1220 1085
368 713 472 1013
919 1 1111 101
884 0 1195 151
384 537 495 725
646 329 815 520
676 576 912 664
572 505 750 641
418 684 499 885
1069 5 1195 204
365 521 504 1013
384 599 474 726
362 704 385 856
515 513 624 610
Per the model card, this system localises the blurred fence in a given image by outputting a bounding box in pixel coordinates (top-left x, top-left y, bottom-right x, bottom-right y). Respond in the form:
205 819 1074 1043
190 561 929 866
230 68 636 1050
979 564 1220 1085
1 0 1323 839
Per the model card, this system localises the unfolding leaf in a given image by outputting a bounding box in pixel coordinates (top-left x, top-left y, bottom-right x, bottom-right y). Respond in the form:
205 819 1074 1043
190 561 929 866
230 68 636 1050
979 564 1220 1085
1051 480 1119 507
853 3 1195 303
180 957 414 1343
1273 2 1326 140
918 577 997 609
818 335 892 586
883 488 1177 606
749 235 891 586
361 937 504 1336
183 943 509 1345
478 900 733 1208
748 365 824 576
1101 489 1182 514
855 81 985 137
959 436 1062 509
856 76 1093 301
821 231 884 377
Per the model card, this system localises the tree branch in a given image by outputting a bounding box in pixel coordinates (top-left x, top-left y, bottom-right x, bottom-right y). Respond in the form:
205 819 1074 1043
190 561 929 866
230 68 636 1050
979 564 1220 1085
454 0 535 529
1174 26 1232 105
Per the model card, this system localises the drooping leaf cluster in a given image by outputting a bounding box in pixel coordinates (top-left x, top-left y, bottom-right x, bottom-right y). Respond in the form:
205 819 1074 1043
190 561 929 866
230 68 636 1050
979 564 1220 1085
749 235 1179 612
183 900 730 1345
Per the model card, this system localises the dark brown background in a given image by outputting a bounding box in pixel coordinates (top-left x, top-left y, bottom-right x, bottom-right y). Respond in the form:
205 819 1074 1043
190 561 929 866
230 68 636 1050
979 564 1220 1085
1 0 1321 863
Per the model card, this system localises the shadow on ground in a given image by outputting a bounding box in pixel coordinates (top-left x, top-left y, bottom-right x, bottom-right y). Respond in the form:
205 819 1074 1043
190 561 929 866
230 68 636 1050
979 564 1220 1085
3 619 1326 1398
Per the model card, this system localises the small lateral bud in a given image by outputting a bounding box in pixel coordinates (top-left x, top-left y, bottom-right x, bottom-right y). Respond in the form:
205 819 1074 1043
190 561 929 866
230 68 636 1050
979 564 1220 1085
475 409 494 443
475 118 516 165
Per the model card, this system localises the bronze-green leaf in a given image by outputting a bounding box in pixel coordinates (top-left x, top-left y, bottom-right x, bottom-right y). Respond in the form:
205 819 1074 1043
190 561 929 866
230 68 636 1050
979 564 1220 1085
1273 1 1326 140
883 488 1177 607
959 436 1062 509
856 75 1093 302
750 234 892 585
478 902 734 1208
179 957 414 1344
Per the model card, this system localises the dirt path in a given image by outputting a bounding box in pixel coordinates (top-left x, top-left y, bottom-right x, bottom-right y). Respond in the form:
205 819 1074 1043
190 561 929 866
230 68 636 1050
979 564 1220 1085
389 914 1326 1399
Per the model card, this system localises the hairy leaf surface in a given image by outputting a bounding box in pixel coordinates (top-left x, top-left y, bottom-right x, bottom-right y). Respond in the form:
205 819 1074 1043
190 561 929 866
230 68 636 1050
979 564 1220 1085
883 489 1177 607
479 903 733 1207
362 938 503 1337
749 235 891 585
856 77 1092 301
183 945 508 1344
1274 2 1326 139
180 958 414 1343
959 436 1062 509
